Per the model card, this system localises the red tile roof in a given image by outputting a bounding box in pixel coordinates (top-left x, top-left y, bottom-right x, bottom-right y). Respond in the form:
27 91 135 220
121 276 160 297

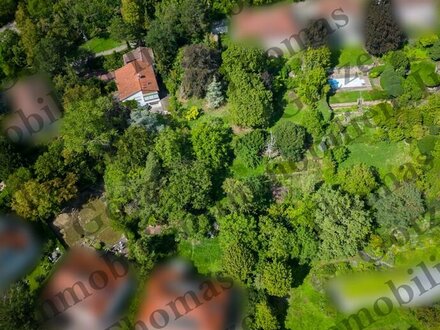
115 47 159 101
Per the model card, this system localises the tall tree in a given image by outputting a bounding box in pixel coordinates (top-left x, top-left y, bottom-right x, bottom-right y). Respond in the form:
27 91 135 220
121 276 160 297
191 118 232 171
180 44 221 98
313 185 372 259
364 0 406 56
206 77 224 109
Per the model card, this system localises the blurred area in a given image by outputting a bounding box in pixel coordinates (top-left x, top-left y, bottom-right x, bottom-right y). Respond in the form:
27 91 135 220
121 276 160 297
230 0 439 55
327 257 440 314
39 247 134 330
136 259 242 330
1 74 61 145
0 214 41 292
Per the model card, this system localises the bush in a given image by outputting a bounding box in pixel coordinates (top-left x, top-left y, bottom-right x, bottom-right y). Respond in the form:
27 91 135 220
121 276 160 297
185 106 202 121
388 50 409 75
380 65 404 97
411 61 440 88
273 122 307 161
429 41 440 61
369 65 386 78
234 130 267 168
419 34 439 48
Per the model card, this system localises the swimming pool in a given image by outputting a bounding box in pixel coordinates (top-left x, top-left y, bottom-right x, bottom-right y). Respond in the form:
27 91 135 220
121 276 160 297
329 77 366 90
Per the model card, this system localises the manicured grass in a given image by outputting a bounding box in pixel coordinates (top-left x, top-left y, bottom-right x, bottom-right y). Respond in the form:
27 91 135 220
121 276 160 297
80 37 122 54
330 89 389 104
280 98 308 126
178 238 222 275
341 141 411 174
335 47 373 67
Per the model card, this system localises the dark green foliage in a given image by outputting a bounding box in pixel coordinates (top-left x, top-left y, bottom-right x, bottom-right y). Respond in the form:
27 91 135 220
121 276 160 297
273 122 307 161
364 0 406 56
103 52 123 72
181 44 221 98
146 0 208 74
305 18 332 49
0 282 38 330
0 30 26 78
0 0 17 26
388 50 409 76
429 41 440 61
370 182 425 230
331 146 350 166
380 65 404 97
0 136 21 181
234 129 267 168
222 175 272 214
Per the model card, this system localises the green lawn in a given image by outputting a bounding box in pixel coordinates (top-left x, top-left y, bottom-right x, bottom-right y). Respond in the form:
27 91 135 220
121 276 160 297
335 47 373 67
178 237 222 275
341 141 411 174
330 89 389 104
80 37 122 53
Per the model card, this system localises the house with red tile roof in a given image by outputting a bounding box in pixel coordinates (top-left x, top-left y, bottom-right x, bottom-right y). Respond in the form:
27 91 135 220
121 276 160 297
115 47 161 108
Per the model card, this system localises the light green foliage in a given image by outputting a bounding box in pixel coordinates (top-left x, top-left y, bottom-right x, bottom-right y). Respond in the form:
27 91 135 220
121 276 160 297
302 108 325 141
338 163 378 197
294 47 331 106
155 127 188 168
255 300 280 330
259 260 292 297
11 174 77 221
185 106 202 121
223 42 273 128
191 118 232 171
314 185 372 259
160 160 213 213
228 71 274 127
62 96 117 156
218 213 259 251
222 242 256 284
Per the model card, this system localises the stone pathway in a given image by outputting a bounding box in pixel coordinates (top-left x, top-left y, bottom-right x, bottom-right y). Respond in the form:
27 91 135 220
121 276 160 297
95 44 128 57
